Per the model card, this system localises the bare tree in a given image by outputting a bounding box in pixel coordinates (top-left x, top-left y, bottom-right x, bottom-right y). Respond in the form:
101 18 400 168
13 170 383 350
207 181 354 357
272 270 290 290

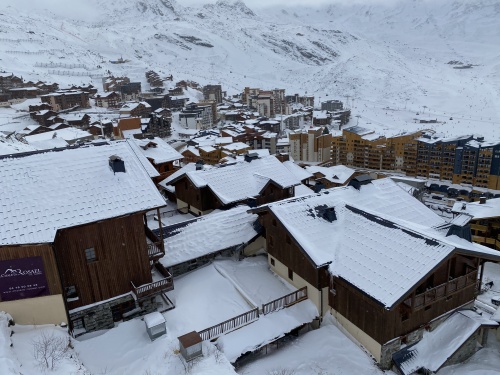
32 331 70 371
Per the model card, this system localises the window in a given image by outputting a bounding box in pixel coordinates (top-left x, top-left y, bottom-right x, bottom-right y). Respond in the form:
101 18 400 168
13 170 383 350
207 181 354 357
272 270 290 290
288 267 293 280
85 247 97 263
65 285 78 299
269 236 274 247
270 258 275 267
272 219 277 227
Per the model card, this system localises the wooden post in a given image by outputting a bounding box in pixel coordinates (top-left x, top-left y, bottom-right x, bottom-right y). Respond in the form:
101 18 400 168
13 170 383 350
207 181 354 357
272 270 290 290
479 258 485 292
157 208 164 253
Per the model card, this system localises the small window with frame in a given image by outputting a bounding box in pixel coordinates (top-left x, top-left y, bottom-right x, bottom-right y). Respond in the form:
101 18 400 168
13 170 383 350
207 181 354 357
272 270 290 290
270 257 275 267
288 267 293 280
85 247 97 263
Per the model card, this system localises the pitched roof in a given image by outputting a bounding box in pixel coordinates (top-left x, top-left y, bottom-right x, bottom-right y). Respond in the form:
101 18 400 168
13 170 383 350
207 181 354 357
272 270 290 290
176 156 302 205
306 165 355 184
283 161 313 181
0 142 166 245
160 206 259 267
24 128 92 143
262 179 500 308
129 137 183 164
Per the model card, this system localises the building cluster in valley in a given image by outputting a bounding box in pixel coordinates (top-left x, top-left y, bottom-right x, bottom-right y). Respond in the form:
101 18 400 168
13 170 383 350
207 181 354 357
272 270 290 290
2 68 500 374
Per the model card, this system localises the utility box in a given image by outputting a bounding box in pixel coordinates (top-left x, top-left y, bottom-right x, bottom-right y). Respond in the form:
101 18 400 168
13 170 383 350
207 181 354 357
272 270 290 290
144 312 166 341
178 331 203 361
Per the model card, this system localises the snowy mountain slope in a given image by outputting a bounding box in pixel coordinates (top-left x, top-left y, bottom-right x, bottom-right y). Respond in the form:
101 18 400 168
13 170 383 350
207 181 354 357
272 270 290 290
0 0 499 136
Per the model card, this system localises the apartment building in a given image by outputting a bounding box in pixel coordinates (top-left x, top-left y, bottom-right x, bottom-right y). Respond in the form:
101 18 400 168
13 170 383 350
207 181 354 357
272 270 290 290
289 126 332 163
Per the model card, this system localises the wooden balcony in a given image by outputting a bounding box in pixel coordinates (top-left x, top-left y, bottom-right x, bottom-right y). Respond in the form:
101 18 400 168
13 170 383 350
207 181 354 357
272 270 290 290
131 275 174 300
147 242 165 262
145 225 164 258
408 270 478 311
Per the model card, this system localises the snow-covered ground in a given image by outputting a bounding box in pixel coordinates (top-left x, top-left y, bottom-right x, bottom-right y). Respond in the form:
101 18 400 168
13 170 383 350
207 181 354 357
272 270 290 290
1 0 500 139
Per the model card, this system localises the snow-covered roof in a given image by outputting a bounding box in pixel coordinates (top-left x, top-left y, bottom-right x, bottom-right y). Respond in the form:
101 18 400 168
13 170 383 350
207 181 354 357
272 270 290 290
396 311 490 374
160 206 260 267
283 161 313 181
452 198 500 219
306 165 355 185
222 142 250 151
129 137 183 164
143 312 165 328
262 179 500 308
158 163 213 189
28 138 69 150
174 156 302 205
0 142 166 245
0 136 37 156
24 128 92 143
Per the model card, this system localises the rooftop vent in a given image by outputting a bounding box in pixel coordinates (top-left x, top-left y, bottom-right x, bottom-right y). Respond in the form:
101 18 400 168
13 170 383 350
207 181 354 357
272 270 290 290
479 196 487 204
244 152 259 163
195 159 204 170
109 155 126 174
312 205 337 223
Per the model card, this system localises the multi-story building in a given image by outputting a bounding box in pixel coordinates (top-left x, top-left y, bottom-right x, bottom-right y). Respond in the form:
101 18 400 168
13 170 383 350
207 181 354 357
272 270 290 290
286 93 315 107
321 99 343 112
202 84 223 104
289 126 332 163
331 127 421 174
179 103 212 130
40 90 90 111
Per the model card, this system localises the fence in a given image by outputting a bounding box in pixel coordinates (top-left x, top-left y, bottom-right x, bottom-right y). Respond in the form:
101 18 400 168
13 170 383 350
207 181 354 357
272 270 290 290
48 69 103 79
262 286 308 315
0 38 41 43
6 49 64 55
35 62 88 69
198 308 259 341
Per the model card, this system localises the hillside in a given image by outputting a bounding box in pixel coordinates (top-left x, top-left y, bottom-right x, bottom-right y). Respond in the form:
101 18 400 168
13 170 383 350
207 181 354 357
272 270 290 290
1 0 499 137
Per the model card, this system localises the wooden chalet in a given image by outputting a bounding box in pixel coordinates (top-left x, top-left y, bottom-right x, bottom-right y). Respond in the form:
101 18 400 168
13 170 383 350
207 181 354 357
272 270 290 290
252 178 500 369
305 165 356 191
119 101 152 118
94 91 121 108
129 137 183 185
453 197 500 251
0 142 172 335
166 155 301 216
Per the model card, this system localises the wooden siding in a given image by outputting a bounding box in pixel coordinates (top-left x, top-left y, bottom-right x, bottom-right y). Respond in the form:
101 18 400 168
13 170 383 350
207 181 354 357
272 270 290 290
0 244 62 298
54 213 151 310
174 176 221 213
329 253 479 344
256 182 294 206
262 211 329 289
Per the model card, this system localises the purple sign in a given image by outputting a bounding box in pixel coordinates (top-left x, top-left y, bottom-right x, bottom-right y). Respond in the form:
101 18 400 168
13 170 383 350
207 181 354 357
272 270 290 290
0 257 49 301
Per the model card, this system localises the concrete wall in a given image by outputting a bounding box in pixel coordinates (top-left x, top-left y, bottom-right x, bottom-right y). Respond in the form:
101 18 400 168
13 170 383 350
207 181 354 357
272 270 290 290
331 308 382 363
268 255 327 316
0 294 67 325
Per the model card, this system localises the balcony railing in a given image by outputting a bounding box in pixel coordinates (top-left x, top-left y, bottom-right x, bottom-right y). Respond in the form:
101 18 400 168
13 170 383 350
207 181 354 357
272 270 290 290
408 270 478 311
147 242 165 261
131 275 173 300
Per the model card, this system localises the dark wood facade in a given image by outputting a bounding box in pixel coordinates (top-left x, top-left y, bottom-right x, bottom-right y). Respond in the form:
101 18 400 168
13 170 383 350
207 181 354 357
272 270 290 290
54 213 152 310
261 211 329 289
175 176 295 215
259 209 485 346
0 244 62 298
174 176 221 214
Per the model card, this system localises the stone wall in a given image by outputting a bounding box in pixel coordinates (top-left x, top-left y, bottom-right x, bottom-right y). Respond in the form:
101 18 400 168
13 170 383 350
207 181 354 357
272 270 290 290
443 329 481 368
70 294 159 335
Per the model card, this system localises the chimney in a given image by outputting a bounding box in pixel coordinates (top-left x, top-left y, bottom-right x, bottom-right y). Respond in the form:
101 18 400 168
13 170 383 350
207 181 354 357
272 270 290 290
479 196 486 204
244 151 259 163
195 160 204 171
109 155 126 174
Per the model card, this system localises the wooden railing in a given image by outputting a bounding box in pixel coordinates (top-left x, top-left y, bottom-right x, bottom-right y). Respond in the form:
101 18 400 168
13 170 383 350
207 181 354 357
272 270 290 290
262 286 308 315
147 242 164 261
198 308 259 341
131 275 173 300
412 270 478 311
